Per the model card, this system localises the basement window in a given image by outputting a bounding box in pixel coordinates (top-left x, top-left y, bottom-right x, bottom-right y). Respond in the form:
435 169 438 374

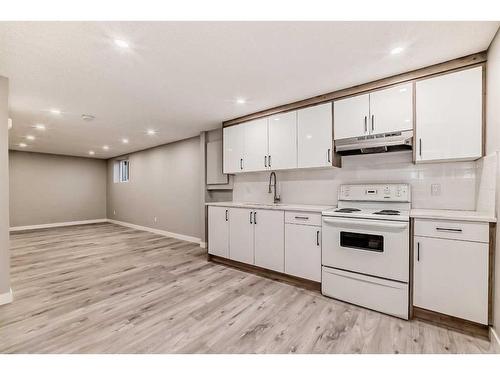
114 159 130 183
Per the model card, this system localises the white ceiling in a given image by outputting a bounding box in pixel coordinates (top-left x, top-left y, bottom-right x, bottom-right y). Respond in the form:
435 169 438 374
0 21 498 159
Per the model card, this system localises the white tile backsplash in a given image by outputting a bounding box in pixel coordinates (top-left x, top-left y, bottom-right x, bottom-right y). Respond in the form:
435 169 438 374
233 151 482 210
476 152 498 215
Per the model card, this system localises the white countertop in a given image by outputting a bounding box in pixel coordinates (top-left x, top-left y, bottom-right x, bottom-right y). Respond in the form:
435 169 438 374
206 201 333 213
410 209 496 223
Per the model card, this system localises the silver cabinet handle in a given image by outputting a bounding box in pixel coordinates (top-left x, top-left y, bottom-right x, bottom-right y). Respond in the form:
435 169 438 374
264 156 267 168
327 149 331 163
417 242 420 262
364 116 367 133
371 114 375 132
225 209 228 222
419 139 422 157
436 227 462 233
240 158 243 170
249 211 253 224
254 211 257 224
268 155 272 168
316 230 320 246
294 216 309 220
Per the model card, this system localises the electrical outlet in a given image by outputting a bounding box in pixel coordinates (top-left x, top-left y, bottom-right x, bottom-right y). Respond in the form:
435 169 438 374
154 216 158 223
431 184 441 196
113 209 116 215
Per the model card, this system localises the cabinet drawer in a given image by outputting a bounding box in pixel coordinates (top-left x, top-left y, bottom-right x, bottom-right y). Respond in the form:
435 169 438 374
285 211 321 226
414 218 489 243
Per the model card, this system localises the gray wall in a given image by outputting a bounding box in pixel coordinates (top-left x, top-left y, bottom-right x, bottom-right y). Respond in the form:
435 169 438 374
107 136 201 239
486 27 500 339
0 77 9 296
9 151 107 227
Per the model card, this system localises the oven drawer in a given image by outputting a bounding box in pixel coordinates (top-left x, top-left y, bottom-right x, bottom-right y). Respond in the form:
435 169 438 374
414 219 488 243
322 267 409 320
285 211 321 226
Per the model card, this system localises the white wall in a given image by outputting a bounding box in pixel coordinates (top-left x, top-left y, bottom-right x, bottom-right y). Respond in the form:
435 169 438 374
486 28 500 342
0 76 10 299
233 151 478 210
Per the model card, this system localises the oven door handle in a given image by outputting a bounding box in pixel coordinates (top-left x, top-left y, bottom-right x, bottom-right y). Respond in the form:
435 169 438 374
322 217 408 230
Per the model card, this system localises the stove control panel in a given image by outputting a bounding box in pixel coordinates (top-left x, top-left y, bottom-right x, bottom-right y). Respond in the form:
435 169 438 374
339 184 410 202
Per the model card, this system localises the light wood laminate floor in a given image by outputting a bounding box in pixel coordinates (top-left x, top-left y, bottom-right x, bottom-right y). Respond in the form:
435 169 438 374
1 223 498 354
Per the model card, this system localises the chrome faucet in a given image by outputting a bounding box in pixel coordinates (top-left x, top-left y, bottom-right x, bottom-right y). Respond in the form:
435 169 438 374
268 172 281 203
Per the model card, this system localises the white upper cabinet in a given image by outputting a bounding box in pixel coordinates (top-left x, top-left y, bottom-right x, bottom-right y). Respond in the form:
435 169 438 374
297 103 333 168
333 83 412 140
243 118 269 172
415 66 483 163
369 83 413 135
333 93 370 140
223 124 245 173
268 111 297 170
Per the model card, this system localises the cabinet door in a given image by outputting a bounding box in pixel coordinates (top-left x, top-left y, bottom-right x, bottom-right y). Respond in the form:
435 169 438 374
369 83 413 135
254 209 284 272
297 103 333 168
228 208 254 264
285 224 321 282
243 118 268 172
268 111 297 170
223 124 245 173
413 236 488 324
415 66 483 162
333 93 370 140
208 206 229 258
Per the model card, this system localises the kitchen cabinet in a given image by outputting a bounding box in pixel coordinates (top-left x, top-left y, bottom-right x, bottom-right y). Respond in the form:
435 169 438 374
333 94 370 139
285 222 321 281
208 206 229 258
268 111 297 170
333 83 412 140
297 102 333 168
415 66 483 163
228 207 255 264
223 124 245 173
413 218 489 324
254 209 285 272
369 83 413 135
243 118 269 172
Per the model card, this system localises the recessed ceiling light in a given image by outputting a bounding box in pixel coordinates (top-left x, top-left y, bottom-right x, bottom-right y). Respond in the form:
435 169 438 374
26 135 35 141
236 98 246 104
89 150 95 156
390 46 404 55
146 129 157 136
34 124 46 130
122 138 129 144
19 143 27 148
50 109 61 115
102 145 109 151
114 39 130 49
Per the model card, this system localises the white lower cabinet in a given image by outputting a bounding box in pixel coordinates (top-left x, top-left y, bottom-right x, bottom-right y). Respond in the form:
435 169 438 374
208 206 229 258
413 219 489 324
228 207 255 264
254 210 285 272
285 223 321 282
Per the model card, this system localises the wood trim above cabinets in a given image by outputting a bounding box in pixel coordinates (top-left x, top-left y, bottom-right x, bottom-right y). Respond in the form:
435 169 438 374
222 51 487 128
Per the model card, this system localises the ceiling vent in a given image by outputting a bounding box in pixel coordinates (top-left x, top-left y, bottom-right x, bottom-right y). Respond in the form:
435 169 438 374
81 114 95 121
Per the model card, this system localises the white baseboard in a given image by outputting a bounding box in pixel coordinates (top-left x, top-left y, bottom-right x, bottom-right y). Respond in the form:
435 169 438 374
491 327 500 353
200 242 207 249
107 219 202 246
10 219 108 232
0 288 13 306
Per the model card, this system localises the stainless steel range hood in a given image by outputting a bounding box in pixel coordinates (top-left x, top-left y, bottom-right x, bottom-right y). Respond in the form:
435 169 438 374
335 130 413 155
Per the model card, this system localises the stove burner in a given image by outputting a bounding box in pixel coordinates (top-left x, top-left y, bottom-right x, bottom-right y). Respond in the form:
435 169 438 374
335 208 362 213
373 209 401 216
